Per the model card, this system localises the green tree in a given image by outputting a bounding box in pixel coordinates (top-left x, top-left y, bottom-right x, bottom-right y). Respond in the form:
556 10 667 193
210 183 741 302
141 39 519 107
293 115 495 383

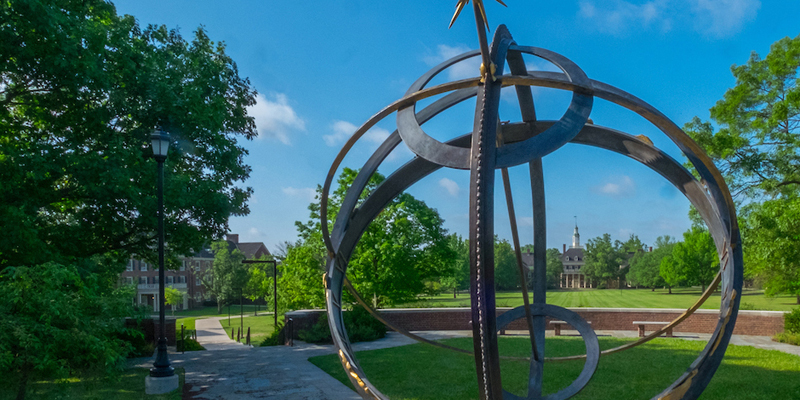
546 248 564 289
285 168 455 309
745 198 800 304
0 262 141 400
164 286 183 316
582 234 626 286
280 241 326 310
628 236 675 290
0 0 256 270
243 255 276 315
203 241 248 313
440 234 470 298
684 35 800 199
661 228 719 293
494 238 519 291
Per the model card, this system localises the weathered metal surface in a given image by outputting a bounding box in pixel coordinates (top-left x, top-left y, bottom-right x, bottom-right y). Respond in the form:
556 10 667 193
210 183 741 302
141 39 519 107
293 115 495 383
322 25 742 400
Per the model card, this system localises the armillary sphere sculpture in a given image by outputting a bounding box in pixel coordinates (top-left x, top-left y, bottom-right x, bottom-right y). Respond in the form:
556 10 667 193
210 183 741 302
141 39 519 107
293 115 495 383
321 2 743 399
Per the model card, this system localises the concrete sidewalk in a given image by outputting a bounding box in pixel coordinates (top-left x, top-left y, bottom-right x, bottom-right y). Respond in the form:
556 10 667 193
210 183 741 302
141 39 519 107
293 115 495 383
195 316 248 351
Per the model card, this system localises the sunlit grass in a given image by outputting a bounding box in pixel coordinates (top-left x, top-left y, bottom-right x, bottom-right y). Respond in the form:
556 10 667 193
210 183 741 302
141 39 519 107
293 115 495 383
1 368 184 400
310 337 800 400
221 315 276 343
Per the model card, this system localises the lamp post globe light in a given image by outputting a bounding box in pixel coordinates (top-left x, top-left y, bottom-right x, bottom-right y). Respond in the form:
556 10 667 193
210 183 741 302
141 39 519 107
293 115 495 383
146 128 178 394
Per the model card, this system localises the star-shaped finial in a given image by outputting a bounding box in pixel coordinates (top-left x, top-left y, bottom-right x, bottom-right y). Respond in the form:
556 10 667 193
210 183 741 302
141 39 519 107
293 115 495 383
449 0 507 30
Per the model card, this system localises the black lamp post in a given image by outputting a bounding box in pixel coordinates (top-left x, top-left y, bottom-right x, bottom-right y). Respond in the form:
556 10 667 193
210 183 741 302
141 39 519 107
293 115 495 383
150 128 174 378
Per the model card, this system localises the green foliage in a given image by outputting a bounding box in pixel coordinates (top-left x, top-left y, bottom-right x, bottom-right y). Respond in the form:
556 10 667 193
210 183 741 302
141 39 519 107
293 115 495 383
284 168 454 309
628 236 675 288
0 262 141 399
203 241 248 313
494 238 519 291
164 287 183 316
582 234 626 283
176 338 205 352
785 308 800 334
260 322 286 347
745 198 800 303
773 332 800 346
684 35 800 198
299 308 387 344
661 227 719 292
0 0 257 270
546 248 563 289
439 234 470 297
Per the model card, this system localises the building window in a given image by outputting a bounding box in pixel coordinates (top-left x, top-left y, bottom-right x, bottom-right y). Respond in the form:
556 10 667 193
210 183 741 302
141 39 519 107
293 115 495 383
140 262 147 272
180 260 186 271
152 276 159 284
139 277 146 284
179 276 186 284
126 260 134 271
166 276 174 284
126 277 133 285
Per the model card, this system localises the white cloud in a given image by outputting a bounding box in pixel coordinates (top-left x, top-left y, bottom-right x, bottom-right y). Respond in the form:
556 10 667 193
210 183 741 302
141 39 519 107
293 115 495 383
578 0 760 38
518 217 534 227
423 44 481 81
248 227 264 237
439 178 460 196
690 0 760 38
248 93 305 145
578 0 671 36
324 120 391 147
591 175 636 198
281 187 317 202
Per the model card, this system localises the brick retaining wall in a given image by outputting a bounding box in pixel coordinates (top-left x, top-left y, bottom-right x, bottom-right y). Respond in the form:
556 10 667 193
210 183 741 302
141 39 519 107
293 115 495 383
285 308 785 339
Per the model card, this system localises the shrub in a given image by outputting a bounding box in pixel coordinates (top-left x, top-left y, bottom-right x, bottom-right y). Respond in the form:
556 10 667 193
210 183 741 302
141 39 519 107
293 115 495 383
260 322 285 346
785 308 800 334
298 307 386 344
773 332 800 346
177 338 205 352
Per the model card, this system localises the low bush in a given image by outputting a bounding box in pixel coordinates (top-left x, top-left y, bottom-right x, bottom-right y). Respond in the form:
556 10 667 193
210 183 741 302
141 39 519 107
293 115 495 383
177 338 205 352
260 322 285 346
298 307 386 344
785 308 800 334
773 332 800 346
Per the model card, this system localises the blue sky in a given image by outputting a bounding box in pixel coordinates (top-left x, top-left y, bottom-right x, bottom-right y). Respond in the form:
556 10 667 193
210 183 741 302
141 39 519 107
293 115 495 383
113 0 798 253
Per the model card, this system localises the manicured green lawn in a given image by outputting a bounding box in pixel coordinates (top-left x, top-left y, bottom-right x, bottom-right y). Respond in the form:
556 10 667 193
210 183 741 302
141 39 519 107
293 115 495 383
221 315 276 343
309 337 800 400
1 368 184 400
403 288 797 311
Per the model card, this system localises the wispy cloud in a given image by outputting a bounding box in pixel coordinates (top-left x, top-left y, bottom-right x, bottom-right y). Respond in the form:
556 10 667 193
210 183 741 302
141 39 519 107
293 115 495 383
249 93 305 144
591 175 637 198
423 44 481 81
439 178 460 196
690 0 760 38
324 120 391 147
281 187 317 202
577 0 759 38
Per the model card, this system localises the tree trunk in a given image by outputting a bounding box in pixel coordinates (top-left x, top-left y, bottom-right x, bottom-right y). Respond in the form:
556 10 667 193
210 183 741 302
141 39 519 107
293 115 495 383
701 283 705 293
651 287 655 292
454 287 457 299
16 364 30 400
668 286 672 294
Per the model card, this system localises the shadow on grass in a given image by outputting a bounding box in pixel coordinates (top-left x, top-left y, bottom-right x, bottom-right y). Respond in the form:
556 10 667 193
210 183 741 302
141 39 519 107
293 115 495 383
309 337 800 400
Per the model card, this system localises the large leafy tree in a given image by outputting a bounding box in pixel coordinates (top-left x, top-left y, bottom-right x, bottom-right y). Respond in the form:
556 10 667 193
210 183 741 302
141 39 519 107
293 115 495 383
545 248 564 290
285 168 454 309
0 1 256 397
582 233 626 286
0 0 256 269
494 238 519 291
660 228 719 293
684 35 800 199
203 241 248 313
440 234 470 298
628 235 675 290
745 198 800 304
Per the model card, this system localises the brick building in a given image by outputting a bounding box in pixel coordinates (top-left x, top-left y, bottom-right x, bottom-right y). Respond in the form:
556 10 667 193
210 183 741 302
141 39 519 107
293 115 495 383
120 234 270 311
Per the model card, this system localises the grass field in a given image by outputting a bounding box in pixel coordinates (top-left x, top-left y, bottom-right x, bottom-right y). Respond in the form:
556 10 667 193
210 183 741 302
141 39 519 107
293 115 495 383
2 368 184 400
402 288 798 311
309 337 800 400
221 315 276 343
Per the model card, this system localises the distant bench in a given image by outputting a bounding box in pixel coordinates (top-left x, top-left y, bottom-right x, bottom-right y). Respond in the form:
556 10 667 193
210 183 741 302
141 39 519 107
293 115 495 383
550 320 591 336
633 321 673 337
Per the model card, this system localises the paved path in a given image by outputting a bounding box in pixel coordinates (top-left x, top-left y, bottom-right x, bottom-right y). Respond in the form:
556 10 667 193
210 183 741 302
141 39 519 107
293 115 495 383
132 320 799 399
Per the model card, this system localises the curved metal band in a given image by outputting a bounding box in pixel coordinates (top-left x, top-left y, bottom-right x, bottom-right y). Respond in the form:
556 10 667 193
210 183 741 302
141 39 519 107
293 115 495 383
396 46 593 169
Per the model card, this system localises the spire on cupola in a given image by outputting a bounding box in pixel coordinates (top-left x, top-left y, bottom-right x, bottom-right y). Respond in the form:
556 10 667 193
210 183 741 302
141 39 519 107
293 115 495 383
571 216 581 248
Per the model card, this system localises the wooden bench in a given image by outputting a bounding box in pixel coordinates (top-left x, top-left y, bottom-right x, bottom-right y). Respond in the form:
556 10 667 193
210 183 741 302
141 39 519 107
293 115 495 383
633 321 673 337
550 320 591 336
